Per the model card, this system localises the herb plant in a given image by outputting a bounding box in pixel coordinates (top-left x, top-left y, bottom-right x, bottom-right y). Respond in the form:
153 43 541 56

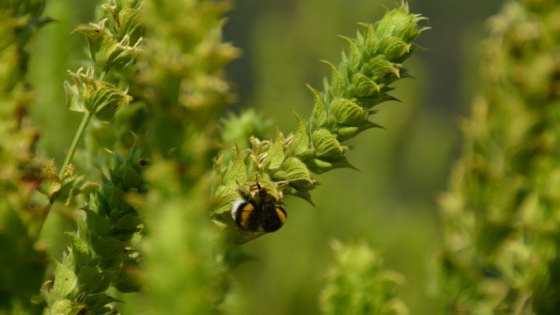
1 0 431 313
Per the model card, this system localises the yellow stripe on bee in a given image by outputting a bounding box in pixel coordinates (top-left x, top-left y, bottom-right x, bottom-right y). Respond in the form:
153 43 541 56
275 208 287 225
240 204 255 230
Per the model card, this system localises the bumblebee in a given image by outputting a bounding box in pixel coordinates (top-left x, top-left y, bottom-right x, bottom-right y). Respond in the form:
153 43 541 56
231 183 287 233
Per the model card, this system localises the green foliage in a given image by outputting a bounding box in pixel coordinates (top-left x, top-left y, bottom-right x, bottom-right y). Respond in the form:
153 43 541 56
43 149 147 313
1 0 432 313
122 0 238 313
64 67 132 122
321 240 409 315
56 0 142 177
38 0 147 313
128 161 226 315
0 0 51 313
437 0 560 313
212 3 429 243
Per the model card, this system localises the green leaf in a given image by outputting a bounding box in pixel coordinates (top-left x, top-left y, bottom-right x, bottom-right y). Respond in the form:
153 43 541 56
92 237 126 262
307 158 334 174
379 36 411 61
330 98 368 126
91 81 132 121
69 233 93 266
230 229 267 244
212 185 239 214
308 84 329 129
321 60 347 96
358 23 380 54
83 293 121 314
119 165 144 190
114 265 142 292
78 265 110 293
64 80 85 113
51 260 78 300
116 8 144 43
364 57 400 81
38 161 62 199
340 36 362 70
336 120 382 141
223 147 247 185
307 156 357 174
85 209 111 237
351 73 382 98
102 185 128 212
65 68 131 122
312 129 345 159
268 131 286 170
113 214 143 235
288 114 310 156
356 92 397 109
73 23 107 61
50 299 84 315
282 157 313 184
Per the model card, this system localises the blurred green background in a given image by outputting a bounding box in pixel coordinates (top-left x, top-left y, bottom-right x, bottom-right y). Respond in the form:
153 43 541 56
30 0 504 313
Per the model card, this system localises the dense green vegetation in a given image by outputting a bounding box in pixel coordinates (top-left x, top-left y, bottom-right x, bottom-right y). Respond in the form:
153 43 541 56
1 0 558 314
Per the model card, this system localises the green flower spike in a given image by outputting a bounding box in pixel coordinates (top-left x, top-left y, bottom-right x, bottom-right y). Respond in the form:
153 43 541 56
212 3 429 243
53 0 142 179
43 149 147 314
320 240 409 315
437 0 560 313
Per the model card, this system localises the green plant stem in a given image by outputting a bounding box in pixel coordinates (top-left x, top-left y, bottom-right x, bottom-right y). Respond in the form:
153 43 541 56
98 69 107 81
59 111 92 176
